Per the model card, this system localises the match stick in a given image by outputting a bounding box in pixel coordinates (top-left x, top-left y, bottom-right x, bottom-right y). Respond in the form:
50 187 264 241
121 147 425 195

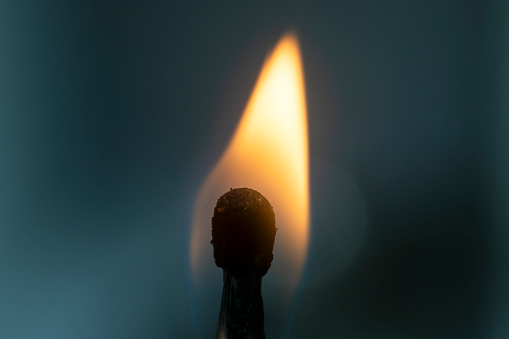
211 188 277 339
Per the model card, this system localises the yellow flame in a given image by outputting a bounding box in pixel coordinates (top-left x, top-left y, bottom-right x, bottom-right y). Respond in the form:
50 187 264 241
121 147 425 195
191 32 309 290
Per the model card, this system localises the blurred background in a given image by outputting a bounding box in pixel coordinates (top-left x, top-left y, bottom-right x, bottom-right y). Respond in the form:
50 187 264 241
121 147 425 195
0 1 507 338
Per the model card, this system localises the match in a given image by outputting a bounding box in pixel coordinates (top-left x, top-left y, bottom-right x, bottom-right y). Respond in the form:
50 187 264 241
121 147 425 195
211 188 277 339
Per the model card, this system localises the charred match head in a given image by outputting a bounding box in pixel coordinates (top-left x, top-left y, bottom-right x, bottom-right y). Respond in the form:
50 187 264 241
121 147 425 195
211 188 277 279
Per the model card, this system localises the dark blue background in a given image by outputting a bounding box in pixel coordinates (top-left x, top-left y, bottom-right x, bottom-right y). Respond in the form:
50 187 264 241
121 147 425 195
0 1 507 338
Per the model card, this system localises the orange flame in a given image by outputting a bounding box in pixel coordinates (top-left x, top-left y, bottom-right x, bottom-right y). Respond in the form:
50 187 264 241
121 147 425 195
191 32 309 290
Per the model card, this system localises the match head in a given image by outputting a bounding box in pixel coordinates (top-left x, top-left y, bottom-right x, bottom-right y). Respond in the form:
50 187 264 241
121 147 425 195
211 188 277 279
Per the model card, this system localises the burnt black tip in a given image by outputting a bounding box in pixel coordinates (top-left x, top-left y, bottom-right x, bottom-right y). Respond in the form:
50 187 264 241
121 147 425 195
211 188 277 279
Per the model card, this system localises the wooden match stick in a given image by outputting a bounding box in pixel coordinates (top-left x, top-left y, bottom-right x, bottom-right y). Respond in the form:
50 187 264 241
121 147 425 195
211 188 277 339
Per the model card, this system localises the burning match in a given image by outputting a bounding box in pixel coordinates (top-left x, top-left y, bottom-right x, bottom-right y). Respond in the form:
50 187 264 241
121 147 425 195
211 188 276 339
190 32 309 337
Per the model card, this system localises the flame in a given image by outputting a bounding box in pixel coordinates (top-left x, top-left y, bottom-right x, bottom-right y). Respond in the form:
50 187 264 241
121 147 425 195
191 32 309 290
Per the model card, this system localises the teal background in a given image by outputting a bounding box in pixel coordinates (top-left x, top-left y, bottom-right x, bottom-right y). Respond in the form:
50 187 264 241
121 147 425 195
0 1 507 338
